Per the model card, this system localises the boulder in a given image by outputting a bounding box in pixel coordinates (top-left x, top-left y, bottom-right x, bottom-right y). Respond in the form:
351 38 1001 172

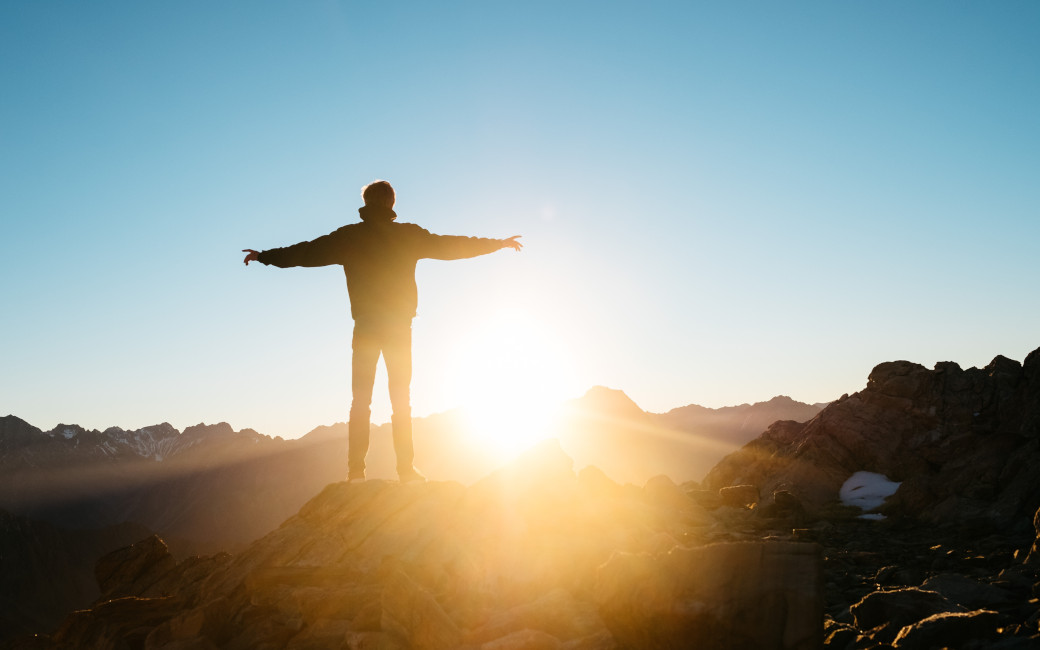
851 587 965 633
719 485 759 509
50 596 184 650
594 541 821 649
465 588 609 645
920 573 1012 609
892 609 1001 649
380 570 461 650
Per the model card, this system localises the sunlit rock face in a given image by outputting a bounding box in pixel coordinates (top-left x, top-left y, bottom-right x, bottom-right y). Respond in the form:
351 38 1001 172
704 346 1040 532
34 441 823 650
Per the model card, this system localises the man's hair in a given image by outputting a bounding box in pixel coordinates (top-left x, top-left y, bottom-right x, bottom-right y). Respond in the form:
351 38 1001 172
362 180 395 208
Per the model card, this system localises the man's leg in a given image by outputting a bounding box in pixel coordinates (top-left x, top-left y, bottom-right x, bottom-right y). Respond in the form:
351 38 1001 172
383 319 416 476
348 320 380 479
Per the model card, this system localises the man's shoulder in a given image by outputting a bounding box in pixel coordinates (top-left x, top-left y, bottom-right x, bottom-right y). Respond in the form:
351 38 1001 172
393 221 427 230
392 221 432 236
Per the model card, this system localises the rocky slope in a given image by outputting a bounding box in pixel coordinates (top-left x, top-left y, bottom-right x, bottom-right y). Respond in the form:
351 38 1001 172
12 440 1040 649
13 346 1040 648
12 442 824 650
704 347 1040 534
0 510 153 642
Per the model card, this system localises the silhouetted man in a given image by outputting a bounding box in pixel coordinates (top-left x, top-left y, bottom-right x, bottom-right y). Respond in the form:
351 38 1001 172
244 180 522 483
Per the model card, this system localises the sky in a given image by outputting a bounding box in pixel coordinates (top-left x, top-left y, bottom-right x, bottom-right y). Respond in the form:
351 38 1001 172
2 1 1038 440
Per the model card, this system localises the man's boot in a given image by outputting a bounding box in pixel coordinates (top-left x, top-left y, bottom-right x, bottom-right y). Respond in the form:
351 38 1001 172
347 406 371 482
392 414 424 483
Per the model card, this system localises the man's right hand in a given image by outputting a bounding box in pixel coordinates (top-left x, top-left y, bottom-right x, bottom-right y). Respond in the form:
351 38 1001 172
501 236 523 252
243 249 260 265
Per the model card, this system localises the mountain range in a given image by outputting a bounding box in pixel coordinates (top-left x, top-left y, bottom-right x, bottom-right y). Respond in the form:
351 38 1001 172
0 389 821 642
0 389 821 550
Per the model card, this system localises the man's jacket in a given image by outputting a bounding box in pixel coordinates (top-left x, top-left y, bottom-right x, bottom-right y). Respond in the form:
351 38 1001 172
257 206 501 321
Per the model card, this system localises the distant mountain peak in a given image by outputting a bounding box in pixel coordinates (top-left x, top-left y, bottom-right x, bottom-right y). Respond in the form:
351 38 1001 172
570 386 646 419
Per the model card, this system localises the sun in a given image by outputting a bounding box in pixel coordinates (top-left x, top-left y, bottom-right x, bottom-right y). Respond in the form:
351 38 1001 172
446 308 577 462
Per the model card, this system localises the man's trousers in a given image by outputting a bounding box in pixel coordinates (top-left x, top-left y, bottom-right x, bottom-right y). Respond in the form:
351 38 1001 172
347 317 413 476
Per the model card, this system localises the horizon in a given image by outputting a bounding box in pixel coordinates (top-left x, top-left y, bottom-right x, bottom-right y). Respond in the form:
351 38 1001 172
2 3 1038 443
7 381 831 437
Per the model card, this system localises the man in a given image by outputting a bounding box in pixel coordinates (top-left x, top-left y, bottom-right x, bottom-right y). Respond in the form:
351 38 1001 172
243 180 522 483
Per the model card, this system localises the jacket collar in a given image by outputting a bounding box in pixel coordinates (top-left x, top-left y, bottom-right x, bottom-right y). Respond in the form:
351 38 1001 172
358 205 397 223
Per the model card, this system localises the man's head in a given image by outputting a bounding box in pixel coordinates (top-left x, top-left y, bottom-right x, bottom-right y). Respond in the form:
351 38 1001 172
362 180 395 209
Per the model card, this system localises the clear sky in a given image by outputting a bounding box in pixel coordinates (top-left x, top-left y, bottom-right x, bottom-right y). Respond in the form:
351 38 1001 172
2 1 1038 440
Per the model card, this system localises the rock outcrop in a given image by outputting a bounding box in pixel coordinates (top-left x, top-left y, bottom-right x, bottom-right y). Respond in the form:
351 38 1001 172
704 347 1040 532
21 441 824 649
0 511 154 643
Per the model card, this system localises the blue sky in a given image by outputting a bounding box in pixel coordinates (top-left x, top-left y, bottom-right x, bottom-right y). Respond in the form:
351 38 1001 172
2 2 1038 439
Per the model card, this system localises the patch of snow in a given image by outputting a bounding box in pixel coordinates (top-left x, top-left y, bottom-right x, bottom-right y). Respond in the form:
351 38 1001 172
840 471 901 512
63 428 76 439
858 513 887 521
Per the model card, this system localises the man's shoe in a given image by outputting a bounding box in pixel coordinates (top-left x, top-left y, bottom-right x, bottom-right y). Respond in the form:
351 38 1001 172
347 472 366 484
398 467 426 484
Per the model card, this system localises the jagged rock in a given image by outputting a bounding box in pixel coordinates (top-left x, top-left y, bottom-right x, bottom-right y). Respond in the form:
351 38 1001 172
593 541 822 649
756 490 807 522
0 510 154 643
284 618 351 650
891 609 1001 649
464 588 608 645
705 346 1040 532
1023 505 1040 565
920 573 1013 609
851 587 965 636
575 466 622 498
95 535 177 602
719 485 759 509
823 622 857 649
380 570 461 650
50 596 183 650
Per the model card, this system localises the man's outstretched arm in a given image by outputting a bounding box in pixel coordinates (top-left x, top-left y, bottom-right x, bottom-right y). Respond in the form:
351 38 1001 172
242 230 346 268
423 232 523 260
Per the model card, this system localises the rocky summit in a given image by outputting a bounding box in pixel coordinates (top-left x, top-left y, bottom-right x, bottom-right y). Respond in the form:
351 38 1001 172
14 440 824 650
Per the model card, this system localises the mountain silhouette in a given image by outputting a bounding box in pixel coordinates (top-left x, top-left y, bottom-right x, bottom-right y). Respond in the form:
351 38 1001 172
0 390 821 550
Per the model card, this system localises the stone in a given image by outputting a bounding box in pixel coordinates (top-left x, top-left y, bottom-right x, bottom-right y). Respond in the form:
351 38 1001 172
50 596 184 650
480 628 562 650
594 541 822 650
891 609 1001 649
465 588 609 645
704 346 1040 532
380 570 461 650
851 587 965 633
719 485 759 509
95 535 177 602
920 573 1013 609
